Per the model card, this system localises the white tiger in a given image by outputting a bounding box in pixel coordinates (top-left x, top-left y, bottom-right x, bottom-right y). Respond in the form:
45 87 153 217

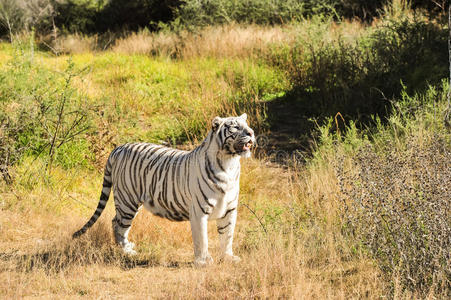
73 114 255 267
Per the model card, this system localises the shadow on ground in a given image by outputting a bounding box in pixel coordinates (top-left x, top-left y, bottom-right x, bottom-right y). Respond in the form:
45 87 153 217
0 249 192 273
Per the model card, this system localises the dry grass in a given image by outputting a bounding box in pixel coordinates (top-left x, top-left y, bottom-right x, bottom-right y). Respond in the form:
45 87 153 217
47 16 377 61
38 33 99 55
50 21 369 61
42 23 296 59
48 20 368 60
0 154 386 299
112 24 295 59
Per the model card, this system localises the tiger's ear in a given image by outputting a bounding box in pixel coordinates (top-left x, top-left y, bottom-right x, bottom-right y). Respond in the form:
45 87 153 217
239 113 247 121
212 116 223 132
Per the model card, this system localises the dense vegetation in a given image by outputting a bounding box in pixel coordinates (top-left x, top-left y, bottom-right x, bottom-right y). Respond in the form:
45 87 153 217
0 0 449 37
0 0 450 298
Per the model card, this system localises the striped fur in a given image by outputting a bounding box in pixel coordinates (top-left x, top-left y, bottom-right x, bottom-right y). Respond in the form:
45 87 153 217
73 114 255 266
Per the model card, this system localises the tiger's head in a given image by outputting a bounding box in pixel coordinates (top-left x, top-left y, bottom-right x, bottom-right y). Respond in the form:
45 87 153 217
211 114 255 158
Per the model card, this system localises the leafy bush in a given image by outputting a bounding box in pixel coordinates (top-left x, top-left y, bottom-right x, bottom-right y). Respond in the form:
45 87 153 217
53 0 180 33
0 41 93 181
334 84 451 295
171 0 309 29
0 0 54 39
96 0 180 32
338 139 450 294
52 0 98 34
268 16 447 132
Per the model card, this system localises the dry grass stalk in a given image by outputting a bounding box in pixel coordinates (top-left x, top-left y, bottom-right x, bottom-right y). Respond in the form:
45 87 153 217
112 24 295 59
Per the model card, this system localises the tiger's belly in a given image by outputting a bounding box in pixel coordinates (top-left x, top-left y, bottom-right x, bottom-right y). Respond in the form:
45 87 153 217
141 194 190 222
141 190 238 221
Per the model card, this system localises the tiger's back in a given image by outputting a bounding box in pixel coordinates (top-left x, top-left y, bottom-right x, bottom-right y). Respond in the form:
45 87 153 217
109 142 191 222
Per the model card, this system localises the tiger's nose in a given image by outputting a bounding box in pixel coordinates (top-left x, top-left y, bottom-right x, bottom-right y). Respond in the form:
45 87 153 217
245 128 254 137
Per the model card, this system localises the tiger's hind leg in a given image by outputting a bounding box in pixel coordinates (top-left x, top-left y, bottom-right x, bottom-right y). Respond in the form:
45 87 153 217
112 194 141 255
112 216 136 255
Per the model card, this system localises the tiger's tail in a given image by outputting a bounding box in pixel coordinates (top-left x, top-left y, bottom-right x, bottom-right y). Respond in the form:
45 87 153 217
72 160 113 238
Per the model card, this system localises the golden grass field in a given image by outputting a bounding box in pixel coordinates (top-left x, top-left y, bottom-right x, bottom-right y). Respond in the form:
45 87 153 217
0 154 387 299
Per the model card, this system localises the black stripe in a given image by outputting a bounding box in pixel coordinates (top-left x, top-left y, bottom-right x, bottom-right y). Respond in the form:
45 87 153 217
205 153 225 194
116 205 135 220
142 146 163 174
137 146 158 195
197 179 213 207
196 196 209 215
128 144 146 196
146 148 172 174
155 155 172 212
98 200 107 210
100 191 109 201
158 150 174 180
171 156 189 216
102 180 112 188
198 170 217 195
219 128 225 145
205 153 225 184
167 202 185 221
217 222 231 234
119 184 138 211
124 145 141 201
216 155 225 172
175 154 189 208
184 154 194 201
221 207 236 219
115 189 137 212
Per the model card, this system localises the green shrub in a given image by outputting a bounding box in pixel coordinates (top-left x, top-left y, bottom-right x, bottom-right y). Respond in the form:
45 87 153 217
96 0 180 32
0 41 93 181
334 83 451 295
339 138 450 295
266 16 447 142
53 0 99 34
0 0 55 39
172 0 308 29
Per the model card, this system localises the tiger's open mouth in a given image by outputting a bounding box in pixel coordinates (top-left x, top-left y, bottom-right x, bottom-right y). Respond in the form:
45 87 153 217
242 141 253 151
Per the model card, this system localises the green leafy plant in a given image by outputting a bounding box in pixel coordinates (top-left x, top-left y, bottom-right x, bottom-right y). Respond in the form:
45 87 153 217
0 41 93 182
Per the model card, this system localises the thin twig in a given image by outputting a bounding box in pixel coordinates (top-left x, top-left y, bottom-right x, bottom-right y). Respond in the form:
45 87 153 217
241 202 267 234
68 194 95 210
47 71 75 171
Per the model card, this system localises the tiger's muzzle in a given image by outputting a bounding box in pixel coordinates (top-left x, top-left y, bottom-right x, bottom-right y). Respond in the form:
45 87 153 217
234 132 255 155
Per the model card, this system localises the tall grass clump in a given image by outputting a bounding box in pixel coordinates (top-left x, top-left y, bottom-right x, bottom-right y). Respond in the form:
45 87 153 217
112 24 295 59
329 82 451 296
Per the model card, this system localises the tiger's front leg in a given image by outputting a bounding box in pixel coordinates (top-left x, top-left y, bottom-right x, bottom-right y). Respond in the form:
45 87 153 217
190 212 213 267
216 207 240 263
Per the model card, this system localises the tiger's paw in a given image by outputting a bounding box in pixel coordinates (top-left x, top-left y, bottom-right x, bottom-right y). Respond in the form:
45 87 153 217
122 242 137 256
222 254 241 264
194 254 214 268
